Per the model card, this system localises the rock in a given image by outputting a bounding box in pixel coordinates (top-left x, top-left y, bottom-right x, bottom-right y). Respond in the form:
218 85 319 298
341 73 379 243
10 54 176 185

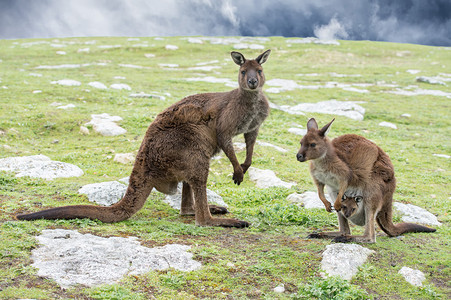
31 229 201 288
433 153 450 159
0 155 83 180
401 113 411 118
110 83 131 90
114 153 135 164
398 266 425 287
288 128 307 136
164 183 228 210
78 181 127 206
165 44 179 50
270 100 365 121
407 69 421 74
79 126 89 135
51 79 81 86
379 121 397 129
88 81 108 89
85 113 126 136
256 141 288 153
416 76 446 85
273 284 285 293
321 243 374 280
287 192 333 209
57 104 76 109
129 92 166 100
393 202 441 226
248 167 295 189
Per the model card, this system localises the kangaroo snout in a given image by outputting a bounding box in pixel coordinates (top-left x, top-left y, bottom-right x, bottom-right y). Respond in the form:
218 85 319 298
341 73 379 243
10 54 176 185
247 77 258 89
296 153 305 162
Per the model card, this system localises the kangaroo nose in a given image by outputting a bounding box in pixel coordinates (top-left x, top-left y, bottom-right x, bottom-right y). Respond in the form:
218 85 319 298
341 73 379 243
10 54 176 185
296 153 304 162
248 78 258 88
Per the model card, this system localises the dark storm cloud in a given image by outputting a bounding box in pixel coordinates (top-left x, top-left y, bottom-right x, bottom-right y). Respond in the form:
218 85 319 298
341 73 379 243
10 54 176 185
0 0 450 46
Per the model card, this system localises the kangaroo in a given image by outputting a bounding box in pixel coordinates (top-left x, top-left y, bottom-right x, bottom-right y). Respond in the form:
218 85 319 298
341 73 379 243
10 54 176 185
16 49 271 228
297 118 436 243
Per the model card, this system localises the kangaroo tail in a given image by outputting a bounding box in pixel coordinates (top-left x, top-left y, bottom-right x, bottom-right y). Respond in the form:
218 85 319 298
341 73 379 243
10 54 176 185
376 205 436 237
16 178 154 223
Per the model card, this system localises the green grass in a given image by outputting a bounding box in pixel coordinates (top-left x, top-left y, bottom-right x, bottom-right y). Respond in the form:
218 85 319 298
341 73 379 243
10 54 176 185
0 36 450 299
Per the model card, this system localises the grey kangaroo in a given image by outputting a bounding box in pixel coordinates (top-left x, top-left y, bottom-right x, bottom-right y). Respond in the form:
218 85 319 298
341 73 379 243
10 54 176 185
17 49 272 228
297 118 436 243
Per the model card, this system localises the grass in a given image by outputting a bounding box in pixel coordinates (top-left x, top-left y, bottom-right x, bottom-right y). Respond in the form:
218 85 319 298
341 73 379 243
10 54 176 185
0 36 450 299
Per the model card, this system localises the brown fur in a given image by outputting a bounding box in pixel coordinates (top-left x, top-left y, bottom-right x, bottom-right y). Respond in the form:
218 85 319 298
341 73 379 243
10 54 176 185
297 118 436 243
16 50 272 228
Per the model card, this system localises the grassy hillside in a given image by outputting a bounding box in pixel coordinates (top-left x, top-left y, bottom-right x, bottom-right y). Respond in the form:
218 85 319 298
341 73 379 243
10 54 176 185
0 36 450 299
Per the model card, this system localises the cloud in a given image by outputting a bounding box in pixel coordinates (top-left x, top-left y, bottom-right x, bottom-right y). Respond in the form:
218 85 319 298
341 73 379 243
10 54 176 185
0 0 449 46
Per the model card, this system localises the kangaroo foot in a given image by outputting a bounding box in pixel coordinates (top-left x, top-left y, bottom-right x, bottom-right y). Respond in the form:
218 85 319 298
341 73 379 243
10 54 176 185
333 235 353 243
307 232 323 239
209 205 228 215
197 217 250 228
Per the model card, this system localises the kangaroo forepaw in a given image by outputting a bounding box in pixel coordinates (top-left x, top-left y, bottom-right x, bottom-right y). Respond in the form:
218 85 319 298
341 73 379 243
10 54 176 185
307 232 323 239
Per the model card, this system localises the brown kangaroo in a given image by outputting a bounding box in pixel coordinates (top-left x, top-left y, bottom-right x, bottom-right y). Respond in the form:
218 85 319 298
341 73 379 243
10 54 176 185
16 49 271 228
297 118 436 243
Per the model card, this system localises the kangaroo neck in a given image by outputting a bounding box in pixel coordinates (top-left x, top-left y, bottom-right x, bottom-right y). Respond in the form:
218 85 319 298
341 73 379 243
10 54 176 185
236 87 262 103
314 142 339 167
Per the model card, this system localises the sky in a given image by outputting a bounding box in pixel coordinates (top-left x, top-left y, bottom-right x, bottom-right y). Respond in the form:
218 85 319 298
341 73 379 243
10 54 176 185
0 0 450 46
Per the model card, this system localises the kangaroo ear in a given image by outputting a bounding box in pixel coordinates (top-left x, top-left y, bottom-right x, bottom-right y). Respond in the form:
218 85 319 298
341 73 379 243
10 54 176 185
256 49 271 65
307 118 318 131
231 51 246 66
319 118 335 137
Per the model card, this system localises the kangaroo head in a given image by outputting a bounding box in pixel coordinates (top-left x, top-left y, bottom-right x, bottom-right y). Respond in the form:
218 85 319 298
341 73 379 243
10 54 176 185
296 118 334 162
340 195 362 218
231 49 271 91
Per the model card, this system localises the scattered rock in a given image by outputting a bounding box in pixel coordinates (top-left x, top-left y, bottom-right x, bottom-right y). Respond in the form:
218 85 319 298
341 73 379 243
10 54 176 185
398 266 425 287
288 128 307 136
401 113 411 118
270 100 365 121
393 202 441 226
321 243 374 280
379 121 397 129
248 167 295 189
407 69 421 74
110 83 131 90
129 92 166 100
85 113 126 136
51 79 81 86
0 155 83 179
31 229 201 287
273 284 285 293
114 153 135 164
163 183 228 210
165 44 179 50
78 181 127 206
433 153 450 159
416 76 446 85
57 104 76 110
88 81 108 89
256 141 288 153
287 191 333 209
79 126 89 135
388 87 451 98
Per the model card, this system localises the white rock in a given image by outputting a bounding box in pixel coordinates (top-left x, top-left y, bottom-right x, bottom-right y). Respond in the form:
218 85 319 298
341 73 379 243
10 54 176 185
187 38 203 44
0 155 83 180
110 83 131 90
407 69 421 74
271 100 365 121
321 243 374 280
248 167 295 189
416 76 446 85
129 92 166 100
144 53 155 58
288 128 307 136
57 104 76 110
51 79 81 86
401 113 411 118
398 266 425 287
88 81 108 89
114 153 135 164
393 202 441 226
159 63 179 68
31 229 201 288
287 191 333 209
273 284 285 293
85 113 126 136
256 141 288 153
79 181 127 206
379 121 397 129
164 183 228 210
433 153 450 159
78 47 90 53
56 51 66 55
118 63 150 69
89 113 123 122
388 88 451 98
79 126 89 135
165 44 179 50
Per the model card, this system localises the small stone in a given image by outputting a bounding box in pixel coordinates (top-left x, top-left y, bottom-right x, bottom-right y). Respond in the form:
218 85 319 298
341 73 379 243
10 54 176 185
114 153 135 164
165 45 179 50
248 167 295 189
398 266 425 287
273 284 285 293
401 113 411 118
110 83 131 90
379 121 397 129
80 126 89 135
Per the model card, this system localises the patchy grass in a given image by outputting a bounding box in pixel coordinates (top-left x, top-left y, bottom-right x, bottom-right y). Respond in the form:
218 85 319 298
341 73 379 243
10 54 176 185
0 36 450 299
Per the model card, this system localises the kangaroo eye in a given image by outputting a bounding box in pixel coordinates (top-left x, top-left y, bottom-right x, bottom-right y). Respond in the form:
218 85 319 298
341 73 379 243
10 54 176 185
310 143 316 148
258 70 262 75
241 71 246 75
